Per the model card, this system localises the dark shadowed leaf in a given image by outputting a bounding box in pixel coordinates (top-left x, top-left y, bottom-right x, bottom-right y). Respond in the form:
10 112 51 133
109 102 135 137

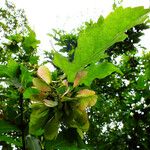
26 135 41 150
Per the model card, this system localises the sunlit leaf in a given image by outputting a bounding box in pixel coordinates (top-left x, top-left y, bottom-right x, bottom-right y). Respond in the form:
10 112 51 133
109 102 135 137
53 7 150 83
73 70 87 87
22 27 40 53
76 89 96 97
76 128 84 139
82 62 123 86
37 66 52 84
20 65 33 88
29 56 39 64
76 89 98 110
33 78 51 92
0 65 6 77
23 88 39 99
43 99 58 107
6 59 19 78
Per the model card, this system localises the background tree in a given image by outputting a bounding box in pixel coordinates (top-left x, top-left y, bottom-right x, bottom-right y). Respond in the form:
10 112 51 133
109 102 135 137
0 1 40 149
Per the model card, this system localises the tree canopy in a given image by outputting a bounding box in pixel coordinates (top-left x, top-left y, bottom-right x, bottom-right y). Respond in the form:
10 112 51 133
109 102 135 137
0 1 150 150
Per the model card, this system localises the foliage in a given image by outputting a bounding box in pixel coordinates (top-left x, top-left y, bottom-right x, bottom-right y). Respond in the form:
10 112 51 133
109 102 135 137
0 1 150 150
47 14 150 150
0 1 40 149
53 6 149 84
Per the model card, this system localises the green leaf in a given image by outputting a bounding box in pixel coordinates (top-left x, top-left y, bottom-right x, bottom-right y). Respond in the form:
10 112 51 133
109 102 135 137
6 59 19 78
22 27 40 53
53 7 150 83
29 56 39 64
0 65 6 77
23 88 39 99
20 65 33 88
69 109 90 132
26 135 41 150
44 116 60 140
29 103 49 136
45 129 84 150
0 120 20 133
82 62 123 86
53 52 73 81
33 78 51 92
37 66 52 84
0 120 22 146
0 135 22 147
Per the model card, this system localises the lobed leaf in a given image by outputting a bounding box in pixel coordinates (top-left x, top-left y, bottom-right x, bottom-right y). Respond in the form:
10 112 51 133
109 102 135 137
22 28 40 53
53 7 150 84
82 62 123 86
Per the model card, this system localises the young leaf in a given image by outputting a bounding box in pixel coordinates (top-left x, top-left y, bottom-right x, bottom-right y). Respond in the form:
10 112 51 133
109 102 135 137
37 66 52 84
43 99 58 107
33 78 51 92
73 70 87 87
76 89 98 110
76 89 96 97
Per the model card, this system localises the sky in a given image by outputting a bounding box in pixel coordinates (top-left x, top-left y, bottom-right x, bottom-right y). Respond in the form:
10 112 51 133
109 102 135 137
1 0 150 63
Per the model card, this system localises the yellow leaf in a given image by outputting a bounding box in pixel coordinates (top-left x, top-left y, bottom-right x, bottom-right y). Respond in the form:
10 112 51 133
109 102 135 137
76 89 95 97
76 89 97 110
